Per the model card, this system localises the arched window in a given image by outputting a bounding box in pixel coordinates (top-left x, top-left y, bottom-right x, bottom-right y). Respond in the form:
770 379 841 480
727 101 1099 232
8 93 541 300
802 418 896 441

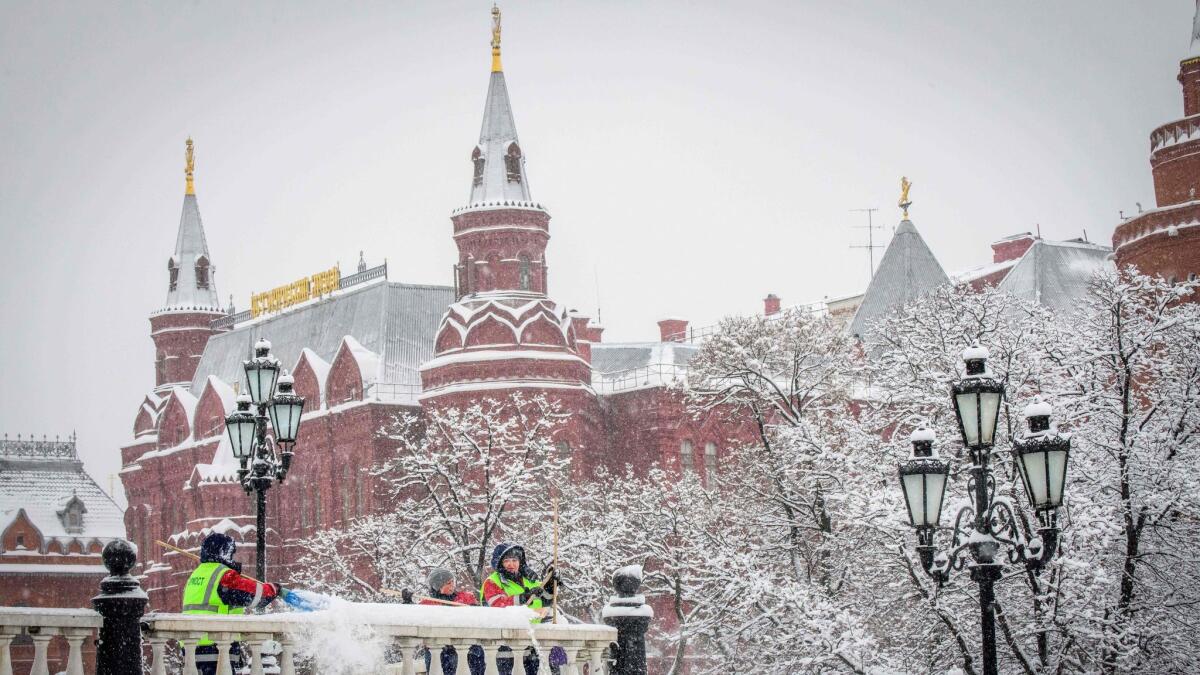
680 440 694 473
155 350 166 384
195 256 210 289
472 147 485 188
703 442 718 486
342 466 353 522
519 254 532 291
168 258 179 291
504 143 522 183
298 489 308 529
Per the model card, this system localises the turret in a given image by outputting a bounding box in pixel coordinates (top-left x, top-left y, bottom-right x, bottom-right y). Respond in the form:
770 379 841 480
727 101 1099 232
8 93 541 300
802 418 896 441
450 5 550 298
148 138 226 391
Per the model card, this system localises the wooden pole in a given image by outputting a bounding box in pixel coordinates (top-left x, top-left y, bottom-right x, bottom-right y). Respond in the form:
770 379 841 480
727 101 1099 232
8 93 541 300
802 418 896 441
379 589 471 607
551 495 560 624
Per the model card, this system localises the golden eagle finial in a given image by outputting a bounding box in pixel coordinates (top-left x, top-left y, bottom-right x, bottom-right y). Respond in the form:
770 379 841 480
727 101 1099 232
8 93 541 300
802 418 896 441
185 137 196 196
898 176 912 219
491 4 503 73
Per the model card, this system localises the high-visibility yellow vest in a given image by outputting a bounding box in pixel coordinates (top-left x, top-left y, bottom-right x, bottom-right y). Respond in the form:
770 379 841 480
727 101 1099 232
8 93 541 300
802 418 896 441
182 562 245 646
482 571 544 622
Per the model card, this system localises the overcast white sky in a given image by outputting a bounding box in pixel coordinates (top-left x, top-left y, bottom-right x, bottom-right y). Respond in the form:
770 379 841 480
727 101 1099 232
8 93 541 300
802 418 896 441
0 1 1194 502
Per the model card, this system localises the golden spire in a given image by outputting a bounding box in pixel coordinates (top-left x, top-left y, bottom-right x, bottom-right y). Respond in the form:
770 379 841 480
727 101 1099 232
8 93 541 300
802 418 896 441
491 4 503 72
898 176 913 219
184 137 196 195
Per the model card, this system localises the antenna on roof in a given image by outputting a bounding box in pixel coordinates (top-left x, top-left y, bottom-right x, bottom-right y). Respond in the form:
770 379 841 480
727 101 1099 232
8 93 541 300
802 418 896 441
1036 223 1041 238
594 266 604 325
1082 229 1089 243
850 207 883 283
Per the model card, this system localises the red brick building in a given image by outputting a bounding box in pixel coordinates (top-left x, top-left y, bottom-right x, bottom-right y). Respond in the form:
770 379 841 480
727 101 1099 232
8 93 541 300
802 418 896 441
1112 7 1200 285
0 435 125 673
117 5 1200 620
118 9 751 612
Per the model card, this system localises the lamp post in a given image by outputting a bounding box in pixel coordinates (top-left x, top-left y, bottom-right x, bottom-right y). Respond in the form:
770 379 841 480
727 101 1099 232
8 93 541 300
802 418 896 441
224 338 306 581
897 344 1070 675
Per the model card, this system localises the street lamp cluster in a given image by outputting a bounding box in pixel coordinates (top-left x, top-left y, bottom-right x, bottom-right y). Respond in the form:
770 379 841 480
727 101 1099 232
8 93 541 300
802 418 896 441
224 338 306 580
898 344 1071 675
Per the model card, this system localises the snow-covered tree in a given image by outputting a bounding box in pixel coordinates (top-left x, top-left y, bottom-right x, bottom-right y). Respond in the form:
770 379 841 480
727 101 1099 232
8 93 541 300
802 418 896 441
293 393 570 599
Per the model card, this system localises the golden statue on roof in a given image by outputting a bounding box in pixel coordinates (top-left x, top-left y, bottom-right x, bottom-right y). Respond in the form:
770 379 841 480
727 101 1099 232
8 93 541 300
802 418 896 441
185 137 195 196
899 176 912 218
491 4 503 73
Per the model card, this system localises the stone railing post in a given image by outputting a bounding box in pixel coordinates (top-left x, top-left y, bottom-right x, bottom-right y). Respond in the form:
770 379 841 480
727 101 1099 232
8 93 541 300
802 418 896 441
602 565 652 675
92 539 148 675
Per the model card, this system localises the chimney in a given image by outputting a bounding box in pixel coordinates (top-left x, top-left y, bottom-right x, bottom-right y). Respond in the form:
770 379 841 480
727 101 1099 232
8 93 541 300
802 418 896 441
569 312 593 363
658 318 688 343
585 324 605 343
764 293 781 316
991 233 1037 263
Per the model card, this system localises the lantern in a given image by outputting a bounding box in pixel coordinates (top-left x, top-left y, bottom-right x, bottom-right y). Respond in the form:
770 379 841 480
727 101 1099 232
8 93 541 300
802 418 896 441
269 373 306 446
951 343 1005 450
899 427 950 529
225 395 257 460
1012 397 1070 511
243 338 280 405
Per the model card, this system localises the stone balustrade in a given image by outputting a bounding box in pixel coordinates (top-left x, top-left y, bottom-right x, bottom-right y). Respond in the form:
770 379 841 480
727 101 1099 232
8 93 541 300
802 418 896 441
140 610 615 675
0 607 103 675
0 540 648 675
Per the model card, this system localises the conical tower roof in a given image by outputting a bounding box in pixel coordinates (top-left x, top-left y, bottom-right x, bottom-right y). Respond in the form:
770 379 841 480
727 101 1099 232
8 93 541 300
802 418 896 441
1190 0 1200 58
163 139 221 312
468 6 531 205
849 219 949 337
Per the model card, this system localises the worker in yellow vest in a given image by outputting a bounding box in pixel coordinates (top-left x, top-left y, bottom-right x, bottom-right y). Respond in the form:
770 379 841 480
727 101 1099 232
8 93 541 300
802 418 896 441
182 533 282 675
480 542 559 675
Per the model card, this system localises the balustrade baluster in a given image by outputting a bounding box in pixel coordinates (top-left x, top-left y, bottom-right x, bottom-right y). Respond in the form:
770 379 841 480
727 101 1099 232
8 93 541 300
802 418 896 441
481 643 501 675
428 644 445 675
587 643 605 675
510 645 526 675
453 644 470 675
536 644 551 674
181 636 200 675
279 637 297 675
0 631 14 675
214 635 234 675
396 638 419 675
63 629 89 675
148 636 168 675
561 643 582 675
247 636 268 675
29 629 54 675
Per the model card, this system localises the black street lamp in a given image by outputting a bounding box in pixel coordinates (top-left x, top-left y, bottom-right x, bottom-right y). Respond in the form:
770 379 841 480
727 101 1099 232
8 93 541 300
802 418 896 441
223 338 305 581
897 344 1070 675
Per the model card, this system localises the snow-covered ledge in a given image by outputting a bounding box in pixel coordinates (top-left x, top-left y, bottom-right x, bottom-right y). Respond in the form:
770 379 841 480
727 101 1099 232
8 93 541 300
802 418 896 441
142 605 616 675
0 607 103 675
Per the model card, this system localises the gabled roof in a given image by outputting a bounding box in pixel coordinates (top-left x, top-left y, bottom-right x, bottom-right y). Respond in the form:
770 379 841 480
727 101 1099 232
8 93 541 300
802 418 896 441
997 239 1113 314
0 439 124 545
162 193 222 313
469 71 531 205
849 219 949 337
189 281 454 395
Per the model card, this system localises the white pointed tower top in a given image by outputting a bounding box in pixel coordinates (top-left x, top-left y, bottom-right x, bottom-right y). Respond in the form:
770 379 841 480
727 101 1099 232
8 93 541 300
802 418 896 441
1190 0 1200 58
163 138 221 312
469 5 532 205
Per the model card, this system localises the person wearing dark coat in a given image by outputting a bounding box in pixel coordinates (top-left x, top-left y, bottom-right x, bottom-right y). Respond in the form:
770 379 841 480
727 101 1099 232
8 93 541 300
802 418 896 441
181 533 282 675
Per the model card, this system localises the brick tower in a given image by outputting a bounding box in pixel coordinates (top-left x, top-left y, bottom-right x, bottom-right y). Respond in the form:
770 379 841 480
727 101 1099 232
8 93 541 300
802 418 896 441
1112 2 1200 285
421 7 601 449
148 138 226 392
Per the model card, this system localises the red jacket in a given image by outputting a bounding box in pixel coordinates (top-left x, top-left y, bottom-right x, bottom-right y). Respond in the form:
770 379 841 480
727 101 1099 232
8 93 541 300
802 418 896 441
217 568 278 608
420 591 477 607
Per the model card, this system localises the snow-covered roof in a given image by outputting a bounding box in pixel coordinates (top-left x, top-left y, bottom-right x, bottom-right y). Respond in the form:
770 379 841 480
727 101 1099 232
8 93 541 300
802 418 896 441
468 70 532 205
190 281 454 395
952 258 1017 285
591 341 699 374
0 438 125 547
997 239 1114 314
159 194 222 313
849 219 950 337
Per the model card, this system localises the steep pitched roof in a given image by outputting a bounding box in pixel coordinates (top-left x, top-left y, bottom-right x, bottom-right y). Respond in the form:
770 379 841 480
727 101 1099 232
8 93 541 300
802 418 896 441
162 192 221 312
189 280 454 394
997 239 1114 314
469 70 531 205
849 219 949 337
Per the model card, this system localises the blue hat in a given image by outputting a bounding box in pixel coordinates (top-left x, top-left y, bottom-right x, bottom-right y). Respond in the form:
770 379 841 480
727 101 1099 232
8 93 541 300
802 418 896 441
490 542 526 571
